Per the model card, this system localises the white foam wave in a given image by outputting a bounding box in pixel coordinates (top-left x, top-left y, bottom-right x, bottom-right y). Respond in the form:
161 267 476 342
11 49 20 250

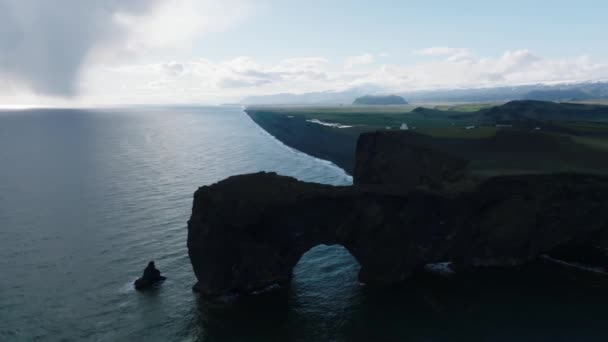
306 119 353 128
541 255 607 275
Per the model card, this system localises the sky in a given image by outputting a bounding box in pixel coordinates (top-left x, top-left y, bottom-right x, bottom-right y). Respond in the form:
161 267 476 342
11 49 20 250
1 0 608 106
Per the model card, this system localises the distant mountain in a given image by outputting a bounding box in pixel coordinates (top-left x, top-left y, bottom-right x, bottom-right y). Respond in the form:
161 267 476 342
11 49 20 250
408 100 608 126
353 95 408 105
402 82 608 104
523 83 608 101
403 86 540 103
524 89 591 101
479 100 608 124
241 82 608 105
240 85 385 105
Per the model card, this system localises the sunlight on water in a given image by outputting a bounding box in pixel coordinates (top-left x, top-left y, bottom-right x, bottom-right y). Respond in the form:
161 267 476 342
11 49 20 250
0 106 352 341
1 106 607 342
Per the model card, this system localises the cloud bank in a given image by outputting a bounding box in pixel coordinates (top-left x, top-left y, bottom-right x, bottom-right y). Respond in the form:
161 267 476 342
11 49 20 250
70 49 608 105
0 0 155 96
0 0 253 98
1 1 607 107
373 49 606 91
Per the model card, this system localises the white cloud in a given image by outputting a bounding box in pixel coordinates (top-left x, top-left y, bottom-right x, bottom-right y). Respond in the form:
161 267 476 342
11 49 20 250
0 0 154 96
350 49 608 91
345 53 375 68
3 2 608 107
161 62 185 77
112 0 254 53
72 56 334 104
75 49 608 105
0 0 255 99
4 46 608 106
213 57 328 88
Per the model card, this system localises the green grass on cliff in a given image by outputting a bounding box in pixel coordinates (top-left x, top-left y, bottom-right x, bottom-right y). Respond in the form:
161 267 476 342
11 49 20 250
246 105 416 128
432 103 502 112
246 101 608 177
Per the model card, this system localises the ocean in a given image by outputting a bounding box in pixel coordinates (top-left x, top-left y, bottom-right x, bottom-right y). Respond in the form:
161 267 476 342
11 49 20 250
1 106 607 341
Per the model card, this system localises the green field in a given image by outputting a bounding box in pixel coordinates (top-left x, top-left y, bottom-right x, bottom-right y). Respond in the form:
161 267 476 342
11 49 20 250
572 136 608 152
431 102 503 112
247 104 479 130
246 105 417 128
246 101 608 177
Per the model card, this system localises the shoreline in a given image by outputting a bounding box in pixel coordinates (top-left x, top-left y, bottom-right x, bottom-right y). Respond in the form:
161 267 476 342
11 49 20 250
244 109 353 182
244 104 608 178
245 108 366 175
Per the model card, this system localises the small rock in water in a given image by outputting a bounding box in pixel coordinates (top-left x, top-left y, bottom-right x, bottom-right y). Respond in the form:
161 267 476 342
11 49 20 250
134 261 166 290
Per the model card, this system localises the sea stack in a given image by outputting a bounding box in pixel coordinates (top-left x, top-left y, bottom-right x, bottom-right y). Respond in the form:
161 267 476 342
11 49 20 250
134 261 166 290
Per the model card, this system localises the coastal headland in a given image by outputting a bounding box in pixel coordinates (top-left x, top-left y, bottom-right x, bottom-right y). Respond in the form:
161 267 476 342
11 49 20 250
188 107 608 296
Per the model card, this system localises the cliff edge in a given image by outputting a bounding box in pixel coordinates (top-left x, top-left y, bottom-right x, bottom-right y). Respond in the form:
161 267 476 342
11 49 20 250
188 131 608 297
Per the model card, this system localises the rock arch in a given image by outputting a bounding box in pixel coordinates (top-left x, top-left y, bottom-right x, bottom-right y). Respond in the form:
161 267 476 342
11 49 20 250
188 132 608 297
187 171 608 297
187 172 450 296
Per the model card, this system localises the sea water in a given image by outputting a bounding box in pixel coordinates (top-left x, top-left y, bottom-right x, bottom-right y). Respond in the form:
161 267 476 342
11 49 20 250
1 106 607 341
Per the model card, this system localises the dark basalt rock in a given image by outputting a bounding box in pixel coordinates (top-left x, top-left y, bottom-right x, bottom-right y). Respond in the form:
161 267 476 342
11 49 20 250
354 131 469 189
134 261 166 290
187 131 608 297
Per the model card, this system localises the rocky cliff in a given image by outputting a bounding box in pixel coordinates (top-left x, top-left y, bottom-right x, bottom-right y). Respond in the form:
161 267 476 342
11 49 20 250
354 131 469 189
187 131 608 297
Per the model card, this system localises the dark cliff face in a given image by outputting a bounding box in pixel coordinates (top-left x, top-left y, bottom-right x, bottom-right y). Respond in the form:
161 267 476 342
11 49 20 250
354 131 469 189
188 172 454 296
479 100 608 124
187 131 608 297
245 109 361 174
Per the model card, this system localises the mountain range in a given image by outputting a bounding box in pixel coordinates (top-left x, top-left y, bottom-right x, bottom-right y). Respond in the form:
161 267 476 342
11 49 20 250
241 81 608 105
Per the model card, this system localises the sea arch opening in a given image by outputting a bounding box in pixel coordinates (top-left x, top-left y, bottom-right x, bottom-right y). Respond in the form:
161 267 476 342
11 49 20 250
290 244 362 304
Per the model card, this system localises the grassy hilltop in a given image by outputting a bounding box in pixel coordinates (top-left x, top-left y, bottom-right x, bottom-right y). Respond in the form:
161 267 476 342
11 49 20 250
246 101 608 176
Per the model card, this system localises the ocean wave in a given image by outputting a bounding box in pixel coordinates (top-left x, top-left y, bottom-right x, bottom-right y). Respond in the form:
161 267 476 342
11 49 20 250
305 119 353 129
541 255 607 275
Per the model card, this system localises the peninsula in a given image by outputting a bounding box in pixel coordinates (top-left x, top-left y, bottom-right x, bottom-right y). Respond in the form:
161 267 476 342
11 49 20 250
245 101 608 176
188 130 608 297
187 100 608 297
